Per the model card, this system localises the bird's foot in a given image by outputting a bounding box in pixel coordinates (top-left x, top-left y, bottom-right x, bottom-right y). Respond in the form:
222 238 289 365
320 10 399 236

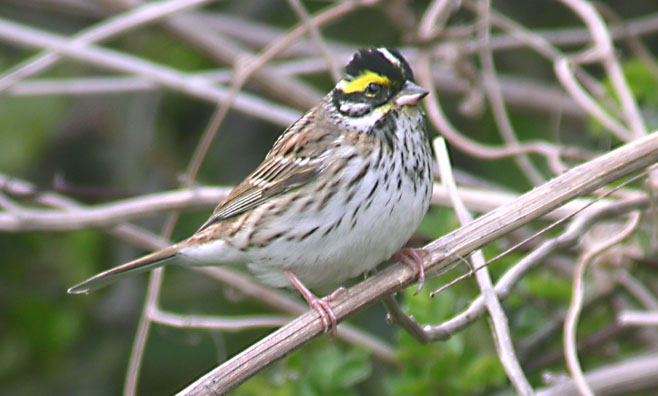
391 248 429 295
286 271 340 335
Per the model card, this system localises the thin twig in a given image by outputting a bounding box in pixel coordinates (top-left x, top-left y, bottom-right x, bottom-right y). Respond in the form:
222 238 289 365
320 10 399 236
434 136 533 395
428 190 648 340
536 353 658 396
415 4 570 169
124 263 162 396
150 309 291 330
618 311 658 326
417 0 457 41
417 52 568 172
464 0 634 144
476 0 544 184
286 0 341 82
554 57 633 142
558 0 647 138
0 18 301 127
2 178 633 232
596 3 658 83
563 211 640 396
464 12 658 54
616 270 658 310
0 0 213 92
0 185 230 231
382 296 433 344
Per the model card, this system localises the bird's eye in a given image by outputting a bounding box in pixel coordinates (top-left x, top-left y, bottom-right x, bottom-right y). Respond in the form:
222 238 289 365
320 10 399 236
366 83 380 95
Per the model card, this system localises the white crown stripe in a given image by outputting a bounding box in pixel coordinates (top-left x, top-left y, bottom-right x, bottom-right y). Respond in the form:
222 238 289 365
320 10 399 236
377 48 401 69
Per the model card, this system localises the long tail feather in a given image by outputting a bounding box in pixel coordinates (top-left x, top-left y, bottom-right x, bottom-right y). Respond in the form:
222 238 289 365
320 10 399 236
67 244 181 294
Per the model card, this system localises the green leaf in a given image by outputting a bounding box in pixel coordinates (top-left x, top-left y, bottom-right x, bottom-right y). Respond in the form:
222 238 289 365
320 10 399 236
334 350 372 388
524 270 571 302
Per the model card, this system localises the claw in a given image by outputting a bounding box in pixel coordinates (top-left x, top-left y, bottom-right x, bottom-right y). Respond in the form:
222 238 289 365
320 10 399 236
286 271 340 335
392 248 429 295
310 297 337 335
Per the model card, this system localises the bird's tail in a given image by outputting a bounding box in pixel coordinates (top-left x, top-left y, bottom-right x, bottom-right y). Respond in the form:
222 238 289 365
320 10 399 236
67 244 181 294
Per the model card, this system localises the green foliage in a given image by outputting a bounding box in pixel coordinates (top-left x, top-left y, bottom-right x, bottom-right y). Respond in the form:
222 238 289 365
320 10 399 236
622 59 658 108
9 297 80 364
523 269 572 303
0 97 68 172
417 206 458 239
238 342 372 396
589 57 658 136
108 29 214 72
386 285 506 395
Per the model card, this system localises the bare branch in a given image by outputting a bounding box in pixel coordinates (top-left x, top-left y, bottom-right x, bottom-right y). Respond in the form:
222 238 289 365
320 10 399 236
0 184 230 231
178 131 658 395
0 18 301 127
616 270 658 310
558 0 647 138
563 211 640 396
536 353 658 396
3 176 637 233
432 197 646 340
554 57 633 141
150 309 291 331
466 13 658 54
477 0 545 184
435 135 533 395
618 311 658 327
0 0 213 92
286 0 341 82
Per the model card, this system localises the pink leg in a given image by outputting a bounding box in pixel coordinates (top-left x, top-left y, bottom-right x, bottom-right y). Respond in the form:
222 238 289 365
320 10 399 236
391 248 429 295
285 271 339 335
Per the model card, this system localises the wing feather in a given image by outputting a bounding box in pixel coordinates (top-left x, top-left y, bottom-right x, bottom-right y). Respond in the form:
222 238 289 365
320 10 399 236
197 108 337 231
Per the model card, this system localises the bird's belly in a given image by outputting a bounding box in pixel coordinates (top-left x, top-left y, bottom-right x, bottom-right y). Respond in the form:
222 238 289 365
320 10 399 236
245 164 431 289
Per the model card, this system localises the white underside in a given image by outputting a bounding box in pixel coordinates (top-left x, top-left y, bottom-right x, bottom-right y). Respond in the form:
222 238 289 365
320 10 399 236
179 109 432 290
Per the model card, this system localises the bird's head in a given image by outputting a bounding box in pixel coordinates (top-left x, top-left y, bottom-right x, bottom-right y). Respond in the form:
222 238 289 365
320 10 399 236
331 48 428 128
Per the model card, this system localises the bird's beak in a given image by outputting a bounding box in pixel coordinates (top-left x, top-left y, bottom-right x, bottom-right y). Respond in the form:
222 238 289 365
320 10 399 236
395 81 429 106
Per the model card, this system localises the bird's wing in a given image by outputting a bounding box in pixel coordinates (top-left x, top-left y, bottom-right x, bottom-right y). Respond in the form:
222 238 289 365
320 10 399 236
197 109 336 231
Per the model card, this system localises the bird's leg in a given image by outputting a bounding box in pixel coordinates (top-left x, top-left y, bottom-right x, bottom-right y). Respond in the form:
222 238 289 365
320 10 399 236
285 270 338 335
391 248 429 295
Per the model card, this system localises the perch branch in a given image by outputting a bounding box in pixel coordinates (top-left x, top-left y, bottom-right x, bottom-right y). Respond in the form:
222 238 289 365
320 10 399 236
178 131 658 395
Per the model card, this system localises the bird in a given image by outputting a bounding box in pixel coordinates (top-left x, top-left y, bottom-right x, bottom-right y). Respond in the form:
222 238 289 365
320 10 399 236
68 47 434 335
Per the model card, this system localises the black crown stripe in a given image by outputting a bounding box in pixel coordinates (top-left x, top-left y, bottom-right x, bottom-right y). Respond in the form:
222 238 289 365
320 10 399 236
345 48 415 85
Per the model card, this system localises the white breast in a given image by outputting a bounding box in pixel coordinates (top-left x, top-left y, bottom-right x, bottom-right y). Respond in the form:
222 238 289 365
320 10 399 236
244 109 433 289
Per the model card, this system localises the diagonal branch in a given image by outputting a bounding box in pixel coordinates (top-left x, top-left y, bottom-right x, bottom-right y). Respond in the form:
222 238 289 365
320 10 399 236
178 131 658 395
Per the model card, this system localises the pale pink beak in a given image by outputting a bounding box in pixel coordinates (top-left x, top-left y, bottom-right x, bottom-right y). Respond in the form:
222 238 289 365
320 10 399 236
395 81 429 106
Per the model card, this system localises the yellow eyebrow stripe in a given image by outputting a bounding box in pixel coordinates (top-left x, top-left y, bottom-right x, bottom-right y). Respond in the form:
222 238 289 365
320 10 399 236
340 71 392 94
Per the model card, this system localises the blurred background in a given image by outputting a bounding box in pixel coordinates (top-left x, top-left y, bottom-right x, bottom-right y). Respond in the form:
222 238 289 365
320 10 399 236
2 0 658 395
